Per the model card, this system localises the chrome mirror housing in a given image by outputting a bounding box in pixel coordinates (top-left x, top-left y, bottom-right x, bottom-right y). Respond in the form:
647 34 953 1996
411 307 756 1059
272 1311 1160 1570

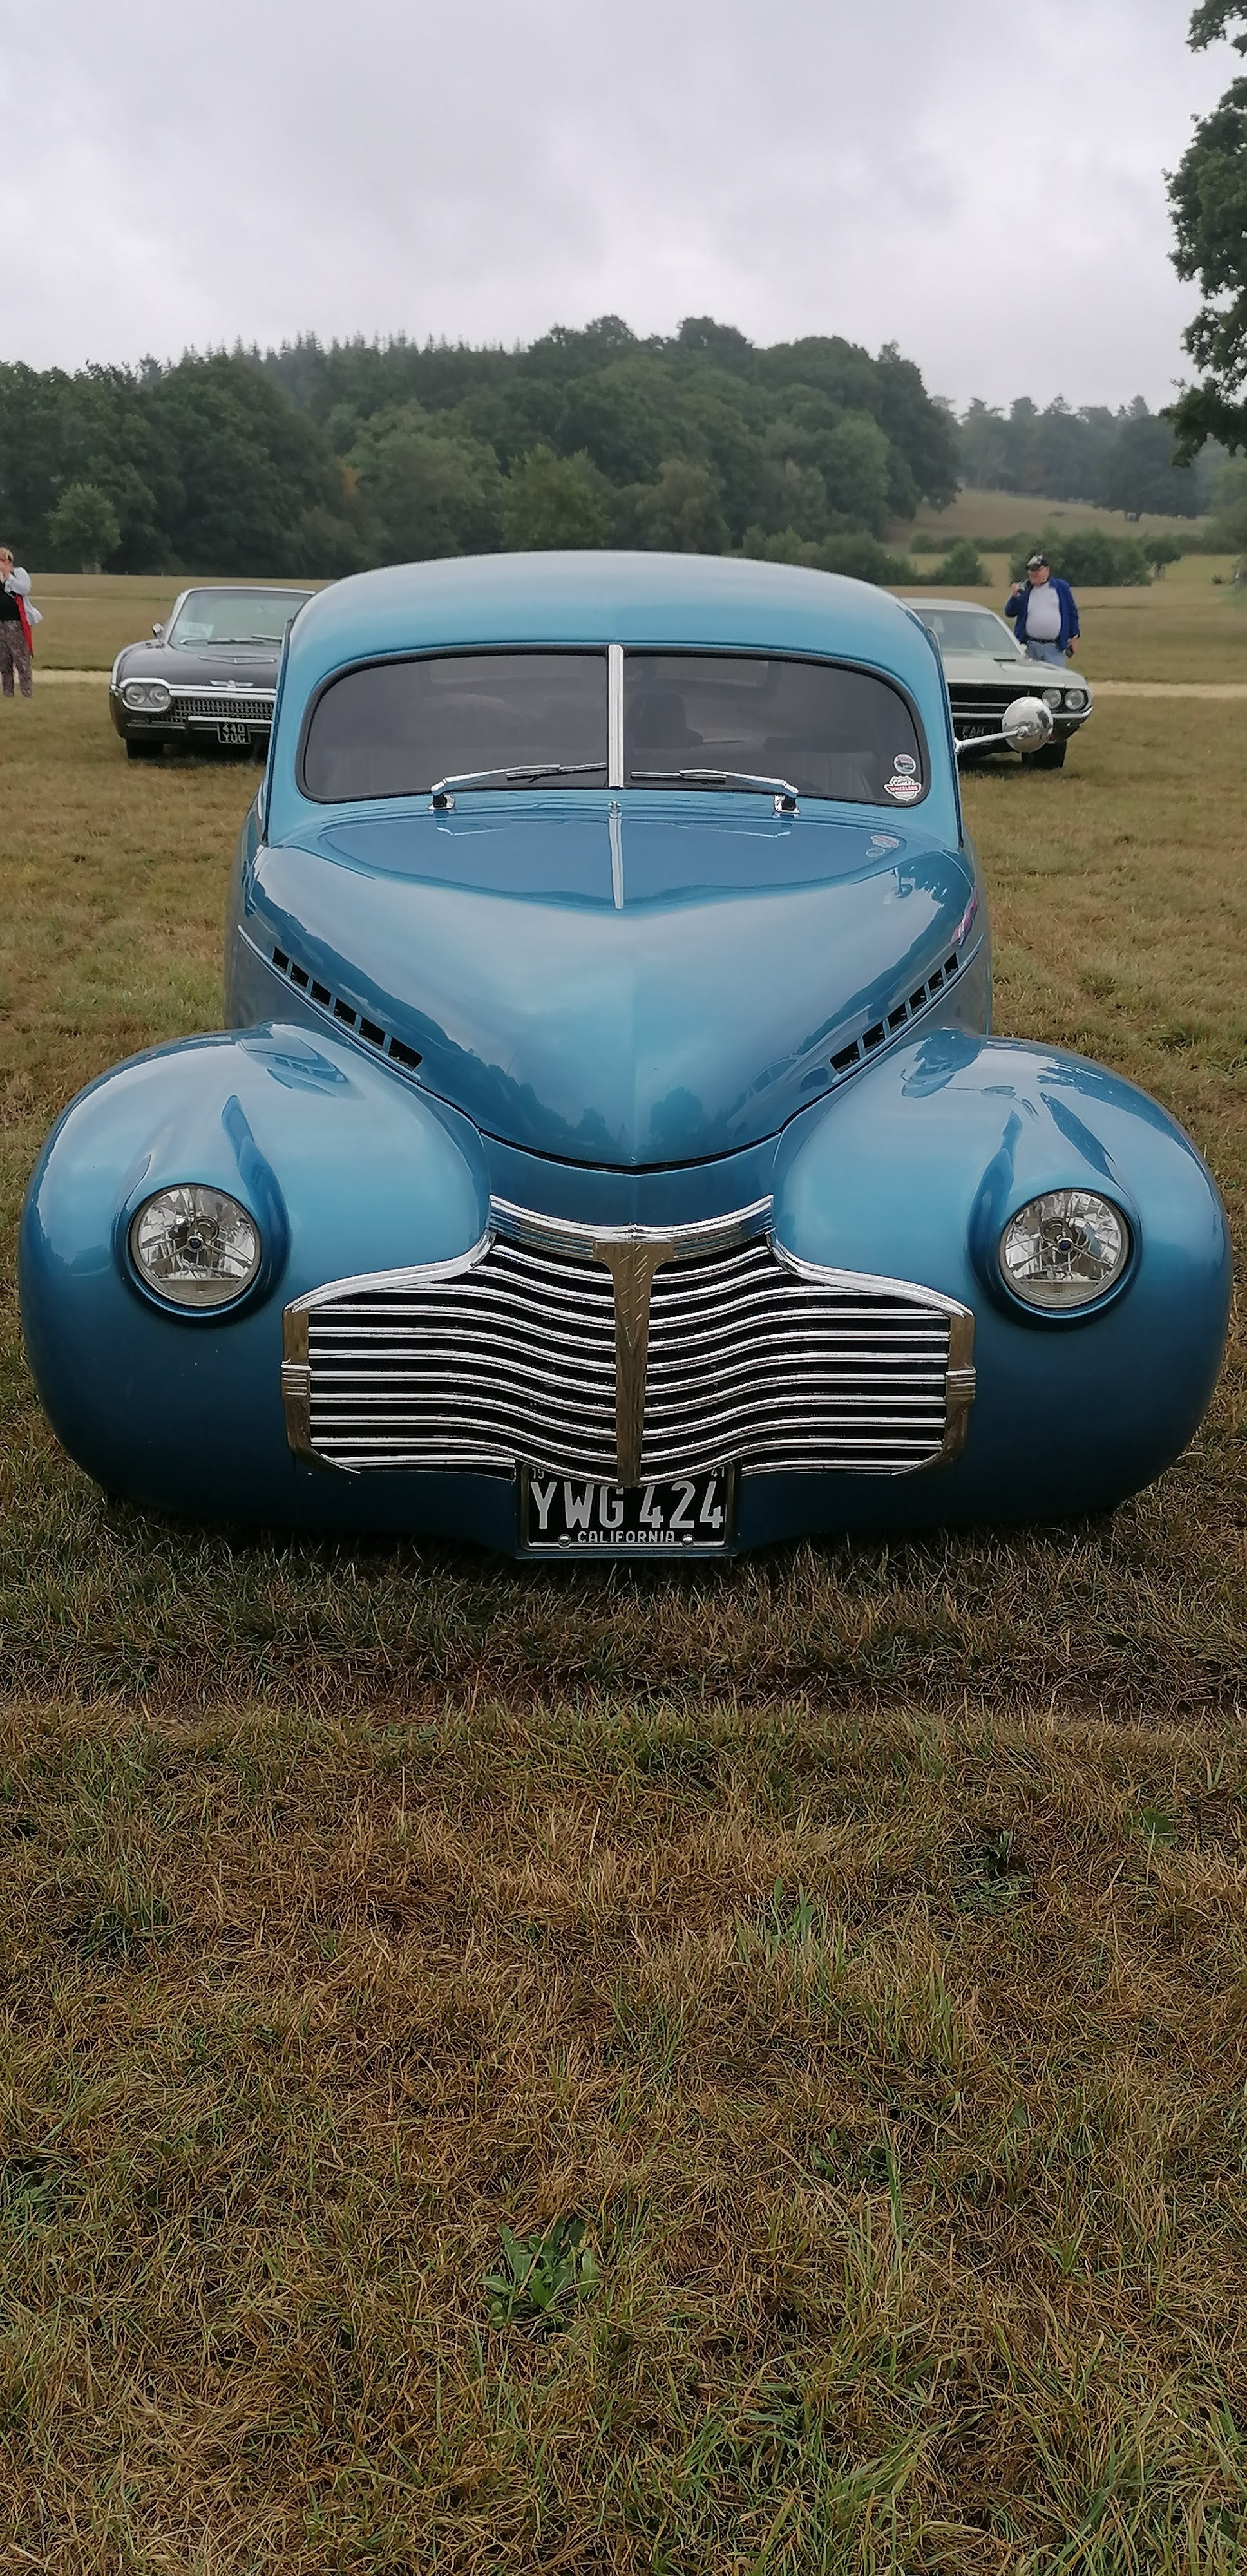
151 622 164 639
955 694 1056 762
1002 695 1055 753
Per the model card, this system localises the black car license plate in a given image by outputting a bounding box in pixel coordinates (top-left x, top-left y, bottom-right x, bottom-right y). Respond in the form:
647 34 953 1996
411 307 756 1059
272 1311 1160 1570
217 721 250 747
521 1466 732 1553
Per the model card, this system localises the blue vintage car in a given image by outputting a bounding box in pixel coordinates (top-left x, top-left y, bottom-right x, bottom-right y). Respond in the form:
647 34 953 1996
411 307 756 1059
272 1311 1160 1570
19 554 1231 1557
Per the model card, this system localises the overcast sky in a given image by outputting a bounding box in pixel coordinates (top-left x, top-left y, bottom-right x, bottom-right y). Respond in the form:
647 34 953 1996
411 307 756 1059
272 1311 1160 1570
3 1 1229 413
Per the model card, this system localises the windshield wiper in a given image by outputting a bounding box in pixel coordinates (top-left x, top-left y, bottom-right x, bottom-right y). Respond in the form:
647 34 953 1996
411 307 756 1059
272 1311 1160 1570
430 761 604 808
631 766 799 814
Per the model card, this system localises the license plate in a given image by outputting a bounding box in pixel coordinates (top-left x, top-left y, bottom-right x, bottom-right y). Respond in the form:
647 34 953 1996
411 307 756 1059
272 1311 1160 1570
521 1466 733 1554
960 720 996 739
217 721 249 747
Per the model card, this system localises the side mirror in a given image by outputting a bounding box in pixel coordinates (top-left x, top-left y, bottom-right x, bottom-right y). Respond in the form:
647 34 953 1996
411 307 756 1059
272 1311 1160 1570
1001 695 1054 752
956 694 1056 761
151 623 164 639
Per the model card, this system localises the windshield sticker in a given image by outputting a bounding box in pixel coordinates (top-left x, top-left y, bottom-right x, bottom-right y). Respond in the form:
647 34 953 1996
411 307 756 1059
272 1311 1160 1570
884 774 922 802
892 752 917 775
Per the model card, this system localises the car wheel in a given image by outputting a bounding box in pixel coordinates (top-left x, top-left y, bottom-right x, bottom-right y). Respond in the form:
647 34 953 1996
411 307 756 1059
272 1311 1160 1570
1023 740 1068 771
126 737 163 761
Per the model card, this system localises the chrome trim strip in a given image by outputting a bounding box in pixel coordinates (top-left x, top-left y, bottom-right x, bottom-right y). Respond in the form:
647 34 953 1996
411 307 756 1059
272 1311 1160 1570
280 1310 313 1458
607 643 624 788
288 1233 493 1316
489 1195 774 1262
169 685 277 705
609 800 624 911
768 1240 970 1320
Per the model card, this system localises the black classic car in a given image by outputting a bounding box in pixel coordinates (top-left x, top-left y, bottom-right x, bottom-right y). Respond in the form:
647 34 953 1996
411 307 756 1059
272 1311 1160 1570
109 584 313 761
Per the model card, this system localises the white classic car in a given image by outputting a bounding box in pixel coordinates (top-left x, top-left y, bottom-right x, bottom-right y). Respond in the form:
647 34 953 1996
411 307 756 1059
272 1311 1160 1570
906 598 1093 771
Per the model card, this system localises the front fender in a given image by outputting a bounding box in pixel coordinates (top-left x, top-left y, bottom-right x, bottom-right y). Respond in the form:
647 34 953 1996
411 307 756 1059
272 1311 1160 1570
19 1025 490 1520
770 1028 1232 1519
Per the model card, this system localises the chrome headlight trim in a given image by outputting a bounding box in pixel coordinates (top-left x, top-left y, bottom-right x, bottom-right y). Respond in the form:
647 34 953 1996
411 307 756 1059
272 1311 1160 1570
128 1183 262 1311
121 677 172 713
1064 688 1089 711
998 1189 1132 1316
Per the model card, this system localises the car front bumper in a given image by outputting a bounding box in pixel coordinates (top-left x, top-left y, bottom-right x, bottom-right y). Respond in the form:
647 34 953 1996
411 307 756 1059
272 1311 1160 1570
18 1020 1231 1553
110 685 276 749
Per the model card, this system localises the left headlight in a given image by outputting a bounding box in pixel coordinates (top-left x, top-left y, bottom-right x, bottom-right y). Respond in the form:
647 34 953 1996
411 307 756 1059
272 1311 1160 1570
1042 687 1064 709
129 1184 262 1309
121 679 171 712
999 1189 1130 1312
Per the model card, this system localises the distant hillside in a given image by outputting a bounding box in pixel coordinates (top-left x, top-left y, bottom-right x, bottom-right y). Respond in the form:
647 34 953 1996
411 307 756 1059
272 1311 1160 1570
900 487 1217 549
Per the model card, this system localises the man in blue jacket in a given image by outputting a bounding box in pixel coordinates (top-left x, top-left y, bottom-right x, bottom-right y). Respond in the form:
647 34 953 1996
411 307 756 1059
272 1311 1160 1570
1005 554 1080 664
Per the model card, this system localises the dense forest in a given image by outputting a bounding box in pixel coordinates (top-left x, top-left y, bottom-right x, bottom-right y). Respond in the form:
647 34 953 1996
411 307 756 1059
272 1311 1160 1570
0 317 1226 578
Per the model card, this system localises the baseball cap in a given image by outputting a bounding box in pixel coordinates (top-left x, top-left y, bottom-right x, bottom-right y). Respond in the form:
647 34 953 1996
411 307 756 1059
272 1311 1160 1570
1025 553 1049 569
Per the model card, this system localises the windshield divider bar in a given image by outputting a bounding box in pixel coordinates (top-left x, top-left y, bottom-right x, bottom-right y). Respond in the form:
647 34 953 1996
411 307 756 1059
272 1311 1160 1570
607 645 624 789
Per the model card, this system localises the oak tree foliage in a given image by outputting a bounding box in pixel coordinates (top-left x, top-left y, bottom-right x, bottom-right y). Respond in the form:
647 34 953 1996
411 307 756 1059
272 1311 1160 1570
1168 1 1247 455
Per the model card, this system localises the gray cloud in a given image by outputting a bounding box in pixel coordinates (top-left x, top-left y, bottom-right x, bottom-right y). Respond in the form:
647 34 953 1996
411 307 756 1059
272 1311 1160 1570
2 0 1229 408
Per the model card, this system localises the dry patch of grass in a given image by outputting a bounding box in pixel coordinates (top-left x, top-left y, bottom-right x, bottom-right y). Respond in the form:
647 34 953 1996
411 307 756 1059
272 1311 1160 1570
1 685 1246 2565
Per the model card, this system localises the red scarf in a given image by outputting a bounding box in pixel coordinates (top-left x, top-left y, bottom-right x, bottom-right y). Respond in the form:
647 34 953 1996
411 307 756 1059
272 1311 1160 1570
15 594 32 656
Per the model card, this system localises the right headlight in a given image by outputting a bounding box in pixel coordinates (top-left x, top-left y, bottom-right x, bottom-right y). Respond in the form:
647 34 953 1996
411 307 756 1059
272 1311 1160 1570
122 678 171 712
1064 688 1088 711
129 1184 262 1309
999 1189 1130 1312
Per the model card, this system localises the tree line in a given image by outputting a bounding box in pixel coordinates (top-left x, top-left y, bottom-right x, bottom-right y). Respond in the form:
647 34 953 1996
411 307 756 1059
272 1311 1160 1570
0 314 1230 581
954 395 1224 520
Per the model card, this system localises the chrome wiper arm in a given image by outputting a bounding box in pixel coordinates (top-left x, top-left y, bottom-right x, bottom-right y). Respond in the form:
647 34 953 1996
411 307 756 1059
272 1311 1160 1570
429 761 603 808
631 766 799 813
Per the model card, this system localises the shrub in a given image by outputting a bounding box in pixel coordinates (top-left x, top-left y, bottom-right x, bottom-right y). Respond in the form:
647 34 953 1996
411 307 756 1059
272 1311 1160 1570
927 536 986 586
739 526 917 585
1142 533 1185 574
1008 525 1151 586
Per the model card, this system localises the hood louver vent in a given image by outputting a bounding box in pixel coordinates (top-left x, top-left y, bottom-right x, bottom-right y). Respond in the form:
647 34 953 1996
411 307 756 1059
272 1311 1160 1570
270 947 422 1075
828 944 966 1086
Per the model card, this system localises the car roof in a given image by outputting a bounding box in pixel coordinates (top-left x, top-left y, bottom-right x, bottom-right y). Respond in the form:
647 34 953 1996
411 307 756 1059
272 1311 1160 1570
177 581 312 600
902 596 1007 614
283 551 941 695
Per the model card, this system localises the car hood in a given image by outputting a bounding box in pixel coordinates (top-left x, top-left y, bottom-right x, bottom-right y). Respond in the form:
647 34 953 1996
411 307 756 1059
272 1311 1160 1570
938 652 1092 692
248 795 977 1166
114 641 283 685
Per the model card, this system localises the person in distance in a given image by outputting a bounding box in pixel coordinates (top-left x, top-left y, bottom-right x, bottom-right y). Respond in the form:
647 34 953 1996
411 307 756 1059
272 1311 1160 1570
0 545 41 701
1005 553 1080 666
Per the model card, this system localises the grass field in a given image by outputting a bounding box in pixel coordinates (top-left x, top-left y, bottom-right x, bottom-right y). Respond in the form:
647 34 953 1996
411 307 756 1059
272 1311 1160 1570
28 558 1247 688
899 486 1220 549
1 632 1246 2567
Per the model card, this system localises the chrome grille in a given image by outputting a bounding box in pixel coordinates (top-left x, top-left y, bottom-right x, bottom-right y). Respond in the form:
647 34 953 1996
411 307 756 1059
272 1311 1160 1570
285 1217 972 1483
300 1239 619 1478
173 690 274 724
643 1240 953 1475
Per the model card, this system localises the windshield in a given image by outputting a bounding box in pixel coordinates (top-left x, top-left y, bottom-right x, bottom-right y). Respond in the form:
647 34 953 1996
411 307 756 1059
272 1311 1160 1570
168 589 309 650
625 653 925 806
915 606 1022 659
303 652 608 800
301 647 926 810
